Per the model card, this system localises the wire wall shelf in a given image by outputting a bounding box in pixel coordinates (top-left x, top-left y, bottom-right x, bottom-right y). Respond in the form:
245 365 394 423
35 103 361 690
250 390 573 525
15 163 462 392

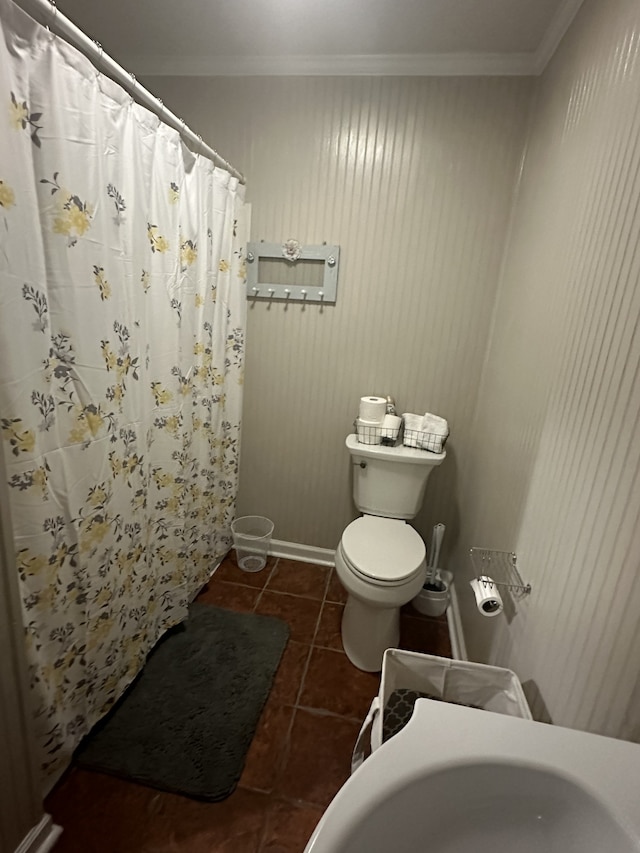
469 548 531 598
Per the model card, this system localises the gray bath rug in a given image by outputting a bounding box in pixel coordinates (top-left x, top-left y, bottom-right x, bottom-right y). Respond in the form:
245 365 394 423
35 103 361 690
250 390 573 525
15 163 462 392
75 603 289 801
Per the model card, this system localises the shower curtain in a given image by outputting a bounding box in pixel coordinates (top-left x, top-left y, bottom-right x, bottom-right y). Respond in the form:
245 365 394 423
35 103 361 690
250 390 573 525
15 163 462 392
0 0 247 780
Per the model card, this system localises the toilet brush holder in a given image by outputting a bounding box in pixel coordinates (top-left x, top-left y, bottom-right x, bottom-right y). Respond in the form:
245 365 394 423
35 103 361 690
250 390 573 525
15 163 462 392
412 569 452 617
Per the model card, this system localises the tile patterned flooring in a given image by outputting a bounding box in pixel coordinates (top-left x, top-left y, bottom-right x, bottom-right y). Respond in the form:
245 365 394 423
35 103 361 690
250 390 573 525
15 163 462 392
46 555 452 852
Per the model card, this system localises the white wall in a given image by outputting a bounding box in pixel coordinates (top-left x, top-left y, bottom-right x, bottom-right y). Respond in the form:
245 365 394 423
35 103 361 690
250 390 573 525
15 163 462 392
146 75 533 550
456 0 640 738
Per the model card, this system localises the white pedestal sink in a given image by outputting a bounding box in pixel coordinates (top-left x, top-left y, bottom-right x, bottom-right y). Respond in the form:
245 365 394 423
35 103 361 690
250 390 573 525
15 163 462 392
305 699 640 852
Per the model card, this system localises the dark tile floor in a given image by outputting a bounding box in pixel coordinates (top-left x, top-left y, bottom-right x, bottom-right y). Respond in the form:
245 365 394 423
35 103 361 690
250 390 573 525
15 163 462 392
46 554 452 853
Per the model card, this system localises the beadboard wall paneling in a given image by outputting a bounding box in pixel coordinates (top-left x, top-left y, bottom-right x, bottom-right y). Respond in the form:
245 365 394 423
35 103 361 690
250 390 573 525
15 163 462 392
146 75 533 549
456 0 640 739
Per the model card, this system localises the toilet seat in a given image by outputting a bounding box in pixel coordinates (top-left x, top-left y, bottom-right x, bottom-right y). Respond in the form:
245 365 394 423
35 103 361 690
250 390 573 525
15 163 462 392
340 516 425 586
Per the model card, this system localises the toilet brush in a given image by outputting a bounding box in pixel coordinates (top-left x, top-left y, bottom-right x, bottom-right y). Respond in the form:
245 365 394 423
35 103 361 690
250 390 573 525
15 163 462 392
413 523 450 615
425 523 445 589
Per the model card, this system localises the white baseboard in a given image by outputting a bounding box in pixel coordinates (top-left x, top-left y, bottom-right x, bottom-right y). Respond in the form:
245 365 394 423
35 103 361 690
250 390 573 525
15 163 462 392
268 538 467 660
269 538 336 567
15 815 62 853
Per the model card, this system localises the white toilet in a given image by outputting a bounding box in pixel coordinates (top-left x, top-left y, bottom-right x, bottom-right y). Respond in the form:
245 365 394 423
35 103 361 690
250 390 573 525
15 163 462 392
335 434 446 671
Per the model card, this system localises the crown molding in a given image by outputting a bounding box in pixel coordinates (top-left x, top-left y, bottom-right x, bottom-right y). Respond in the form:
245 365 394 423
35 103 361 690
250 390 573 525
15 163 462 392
127 51 538 78
125 1 586 80
533 0 585 74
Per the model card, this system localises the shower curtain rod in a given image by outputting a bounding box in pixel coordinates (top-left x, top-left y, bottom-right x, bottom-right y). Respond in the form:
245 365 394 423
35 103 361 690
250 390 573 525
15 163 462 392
13 0 246 184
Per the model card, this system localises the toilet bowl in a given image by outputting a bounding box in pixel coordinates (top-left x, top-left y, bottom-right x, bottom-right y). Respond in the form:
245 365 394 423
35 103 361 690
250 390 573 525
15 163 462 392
335 515 427 671
336 434 446 672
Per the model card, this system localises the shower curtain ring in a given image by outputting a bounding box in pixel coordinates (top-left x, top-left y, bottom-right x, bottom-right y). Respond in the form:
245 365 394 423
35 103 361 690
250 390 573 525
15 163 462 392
94 41 103 77
129 72 137 105
46 0 57 40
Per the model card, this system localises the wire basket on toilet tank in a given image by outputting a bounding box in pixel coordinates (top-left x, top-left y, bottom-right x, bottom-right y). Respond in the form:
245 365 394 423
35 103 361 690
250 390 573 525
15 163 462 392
354 413 449 453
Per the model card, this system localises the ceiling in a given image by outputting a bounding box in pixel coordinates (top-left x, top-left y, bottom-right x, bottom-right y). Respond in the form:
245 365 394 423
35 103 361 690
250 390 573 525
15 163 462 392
51 0 585 77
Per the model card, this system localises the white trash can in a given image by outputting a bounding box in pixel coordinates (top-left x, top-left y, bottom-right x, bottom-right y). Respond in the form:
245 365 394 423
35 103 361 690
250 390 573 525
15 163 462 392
231 515 274 573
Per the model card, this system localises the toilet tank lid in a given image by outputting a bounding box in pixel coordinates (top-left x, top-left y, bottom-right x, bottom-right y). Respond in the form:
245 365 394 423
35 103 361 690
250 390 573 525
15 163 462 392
346 434 446 465
342 516 426 581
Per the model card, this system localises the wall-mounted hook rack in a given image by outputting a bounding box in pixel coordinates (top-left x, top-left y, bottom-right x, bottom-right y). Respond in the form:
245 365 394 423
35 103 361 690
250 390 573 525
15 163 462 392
469 548 531 598
246 239 340 303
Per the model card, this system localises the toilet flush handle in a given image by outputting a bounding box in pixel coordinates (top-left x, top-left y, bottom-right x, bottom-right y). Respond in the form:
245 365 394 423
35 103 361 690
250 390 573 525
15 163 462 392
359 461 367 469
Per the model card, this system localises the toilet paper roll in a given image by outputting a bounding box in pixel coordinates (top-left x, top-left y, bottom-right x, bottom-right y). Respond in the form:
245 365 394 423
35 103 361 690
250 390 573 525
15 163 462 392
470 576 504 617
381 414 402 444
356 418 382 445
359 396 387 424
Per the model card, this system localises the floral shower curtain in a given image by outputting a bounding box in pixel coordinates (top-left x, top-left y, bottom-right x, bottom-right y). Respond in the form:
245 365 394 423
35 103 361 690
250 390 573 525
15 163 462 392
0 0 247 780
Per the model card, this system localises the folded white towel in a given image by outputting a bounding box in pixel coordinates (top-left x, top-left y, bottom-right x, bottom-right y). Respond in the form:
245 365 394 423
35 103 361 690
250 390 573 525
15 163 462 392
421 413 448 435
419 412 449 453
401 413 424 449
402 412 448 453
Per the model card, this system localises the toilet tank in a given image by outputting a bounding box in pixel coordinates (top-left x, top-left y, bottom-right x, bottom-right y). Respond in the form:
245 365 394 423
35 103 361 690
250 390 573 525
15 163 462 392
347 434 446 520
